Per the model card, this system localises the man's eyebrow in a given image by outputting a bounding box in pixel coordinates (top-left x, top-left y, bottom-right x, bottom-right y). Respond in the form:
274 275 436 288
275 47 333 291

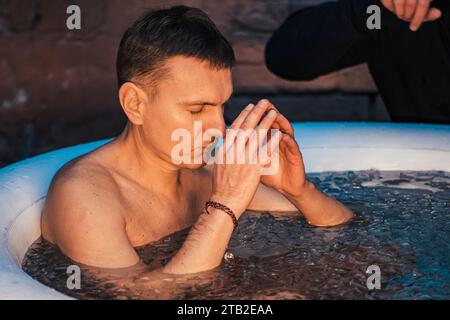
182 93 233 107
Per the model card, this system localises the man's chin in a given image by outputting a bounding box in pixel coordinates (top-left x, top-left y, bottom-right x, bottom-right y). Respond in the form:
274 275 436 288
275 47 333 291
179 162 207 170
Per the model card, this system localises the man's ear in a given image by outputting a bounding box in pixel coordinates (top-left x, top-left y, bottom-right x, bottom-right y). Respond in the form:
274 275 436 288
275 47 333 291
118 82 149 125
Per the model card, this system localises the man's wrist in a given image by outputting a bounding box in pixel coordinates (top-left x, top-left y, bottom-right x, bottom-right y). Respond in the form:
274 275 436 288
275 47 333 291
281 179 316 207
204 200 239 230
209 193 245 219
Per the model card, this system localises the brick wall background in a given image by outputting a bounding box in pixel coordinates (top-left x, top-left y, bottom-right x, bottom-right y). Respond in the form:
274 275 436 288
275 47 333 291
0 0 390 168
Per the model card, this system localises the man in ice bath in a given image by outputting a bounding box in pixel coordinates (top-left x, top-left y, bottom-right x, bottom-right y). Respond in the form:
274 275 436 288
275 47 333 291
41 6 353 275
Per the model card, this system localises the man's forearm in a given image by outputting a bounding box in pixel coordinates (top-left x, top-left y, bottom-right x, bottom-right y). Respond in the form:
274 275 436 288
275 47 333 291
265 0 375 80
285 180 354 227
162 204 236 274
265 0 402 80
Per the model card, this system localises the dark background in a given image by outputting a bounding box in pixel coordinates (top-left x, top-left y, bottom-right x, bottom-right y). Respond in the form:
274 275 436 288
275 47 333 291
0 0 390 168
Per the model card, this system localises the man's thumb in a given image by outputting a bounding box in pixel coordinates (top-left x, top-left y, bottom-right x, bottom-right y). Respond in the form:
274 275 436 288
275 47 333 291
426 8 442 21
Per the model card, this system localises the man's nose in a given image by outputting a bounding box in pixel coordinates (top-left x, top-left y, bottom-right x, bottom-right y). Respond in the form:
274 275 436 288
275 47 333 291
207 110 226 140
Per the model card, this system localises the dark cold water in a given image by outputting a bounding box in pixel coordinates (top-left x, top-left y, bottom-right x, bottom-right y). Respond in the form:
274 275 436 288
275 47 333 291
22 170 450 299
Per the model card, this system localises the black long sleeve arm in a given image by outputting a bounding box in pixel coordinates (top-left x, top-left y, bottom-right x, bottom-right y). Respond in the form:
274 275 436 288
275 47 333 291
265 0 397 80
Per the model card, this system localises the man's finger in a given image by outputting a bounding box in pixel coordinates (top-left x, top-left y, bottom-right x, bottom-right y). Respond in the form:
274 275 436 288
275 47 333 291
239 99 273 131
279 133 302 160
393 0 406 19
253 110 277 162
274 113 294 137
404 0 418 21
257 109 278 131
260 100 294 137
230 104 254 129
230 100 275 154
257 130 281 166
410 0 430 31
425 7 442 21
382 0 396 12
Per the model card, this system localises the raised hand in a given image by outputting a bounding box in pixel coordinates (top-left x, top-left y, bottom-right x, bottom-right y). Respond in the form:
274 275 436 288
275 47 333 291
381 0 442 31
257 101 308 199
211 99 281 216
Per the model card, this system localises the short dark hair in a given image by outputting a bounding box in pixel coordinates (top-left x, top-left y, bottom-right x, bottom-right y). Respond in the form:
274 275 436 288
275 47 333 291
116 5 235 90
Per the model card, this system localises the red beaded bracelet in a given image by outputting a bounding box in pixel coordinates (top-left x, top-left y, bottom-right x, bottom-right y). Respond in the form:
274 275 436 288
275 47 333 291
204 200 238 230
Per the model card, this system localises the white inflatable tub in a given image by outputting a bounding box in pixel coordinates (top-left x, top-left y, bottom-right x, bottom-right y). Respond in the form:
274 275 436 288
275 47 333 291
1 122 449 299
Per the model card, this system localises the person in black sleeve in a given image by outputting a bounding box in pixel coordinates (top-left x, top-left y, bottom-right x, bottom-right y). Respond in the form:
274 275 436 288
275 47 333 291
265 0 450 124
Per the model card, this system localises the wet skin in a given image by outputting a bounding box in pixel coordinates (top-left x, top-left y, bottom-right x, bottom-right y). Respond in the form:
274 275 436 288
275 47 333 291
41 56 353 274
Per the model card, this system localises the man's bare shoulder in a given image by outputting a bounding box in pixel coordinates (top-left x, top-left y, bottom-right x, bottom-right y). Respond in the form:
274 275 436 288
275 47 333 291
42 153 126 242
41 153 140 267
48 154 122 202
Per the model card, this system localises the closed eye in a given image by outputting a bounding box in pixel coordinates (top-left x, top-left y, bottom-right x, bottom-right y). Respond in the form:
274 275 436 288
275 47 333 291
189 107 204 114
